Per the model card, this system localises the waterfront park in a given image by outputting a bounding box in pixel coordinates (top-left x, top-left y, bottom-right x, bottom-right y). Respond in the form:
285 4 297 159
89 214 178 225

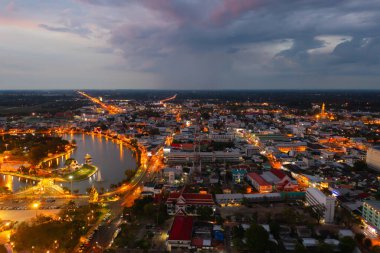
0 131 145 198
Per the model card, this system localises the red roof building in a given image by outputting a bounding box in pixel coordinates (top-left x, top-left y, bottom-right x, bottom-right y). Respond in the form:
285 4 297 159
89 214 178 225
247 172 273 193
166 192 215 215
167 216 194 250
269 169 299 191
270 168 287 180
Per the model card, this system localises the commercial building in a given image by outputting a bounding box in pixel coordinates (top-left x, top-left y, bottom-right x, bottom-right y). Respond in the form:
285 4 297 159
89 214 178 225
276 142 307 153
209 132 235 142
366 146 380 172
362 201 380 232
215 192 305 206
247 173 273 193
305 188 335 223
166 151 241 164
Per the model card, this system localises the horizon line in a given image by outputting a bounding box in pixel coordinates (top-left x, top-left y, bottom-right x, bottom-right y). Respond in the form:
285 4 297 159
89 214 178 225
0 88 380 91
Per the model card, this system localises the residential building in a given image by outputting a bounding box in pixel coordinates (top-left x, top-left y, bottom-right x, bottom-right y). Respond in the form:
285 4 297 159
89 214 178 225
231 168 247 184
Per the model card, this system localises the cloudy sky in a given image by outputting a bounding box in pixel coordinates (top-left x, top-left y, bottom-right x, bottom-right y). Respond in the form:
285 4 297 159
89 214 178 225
0 0 379 89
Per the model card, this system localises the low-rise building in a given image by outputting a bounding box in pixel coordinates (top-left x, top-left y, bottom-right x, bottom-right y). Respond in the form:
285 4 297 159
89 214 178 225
231 168 247 184
247 172 273 193
276 142 307 153
167 216 194 251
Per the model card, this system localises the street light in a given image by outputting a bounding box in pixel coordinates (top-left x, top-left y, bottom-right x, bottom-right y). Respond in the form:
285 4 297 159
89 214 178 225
69 175 73 194
32 202 40 217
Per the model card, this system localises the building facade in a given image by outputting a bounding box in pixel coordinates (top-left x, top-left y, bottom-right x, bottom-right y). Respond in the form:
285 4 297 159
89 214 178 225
166 192 215 215
305 188 335 223
367 146 380 172
362 201 380 232
247 172 273 193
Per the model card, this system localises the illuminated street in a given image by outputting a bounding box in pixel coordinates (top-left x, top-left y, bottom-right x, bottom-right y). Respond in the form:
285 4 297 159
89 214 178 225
0 1 380 249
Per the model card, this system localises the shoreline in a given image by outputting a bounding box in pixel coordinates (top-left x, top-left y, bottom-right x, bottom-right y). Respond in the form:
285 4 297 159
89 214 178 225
0 130 143 195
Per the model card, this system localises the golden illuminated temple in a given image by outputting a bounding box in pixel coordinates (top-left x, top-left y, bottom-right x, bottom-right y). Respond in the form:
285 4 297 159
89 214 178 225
316 103 335 120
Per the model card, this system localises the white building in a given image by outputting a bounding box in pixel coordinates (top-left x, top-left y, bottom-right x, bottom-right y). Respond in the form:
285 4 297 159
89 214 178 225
367 147 380 172
209 132 235 142
305 188 335 223
167 151 241 163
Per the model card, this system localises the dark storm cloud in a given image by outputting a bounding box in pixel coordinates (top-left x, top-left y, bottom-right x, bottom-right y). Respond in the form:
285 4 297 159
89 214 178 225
333 37 380 65
91 0 380 87
3 0 380 89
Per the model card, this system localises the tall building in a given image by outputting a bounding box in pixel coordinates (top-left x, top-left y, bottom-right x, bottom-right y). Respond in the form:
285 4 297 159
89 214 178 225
305 188 335 223
362 201 380 233
366 146 380 172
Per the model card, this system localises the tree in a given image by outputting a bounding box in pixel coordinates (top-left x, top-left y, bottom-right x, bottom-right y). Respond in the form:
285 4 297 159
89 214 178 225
132 197 154 216
355 233 365 245
125 169 137 181
371 245 380 253
269 221 280 238
197 206 213 221
245 223 269 252
29 146 48 165
305 204 326 224
241 197 250 206
338 207 356 227
339 236 356 253
315 243 334 253
295 243 308 253
353 160 367 171
251 211 258 223
143 203 155 216
364 238 373 249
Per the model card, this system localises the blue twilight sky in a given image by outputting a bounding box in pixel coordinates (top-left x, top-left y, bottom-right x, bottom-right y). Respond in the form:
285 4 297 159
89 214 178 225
0 0 379 89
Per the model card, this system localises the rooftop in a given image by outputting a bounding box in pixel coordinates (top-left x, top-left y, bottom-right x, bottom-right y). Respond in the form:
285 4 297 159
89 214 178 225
247 172 271 186
168 216 194 241
364 200 380 211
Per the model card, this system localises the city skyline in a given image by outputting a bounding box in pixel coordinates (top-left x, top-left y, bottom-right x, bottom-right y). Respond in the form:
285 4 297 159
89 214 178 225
1 0 380 89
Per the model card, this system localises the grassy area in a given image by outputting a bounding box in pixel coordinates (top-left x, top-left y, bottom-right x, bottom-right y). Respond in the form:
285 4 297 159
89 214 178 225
64 164 97 181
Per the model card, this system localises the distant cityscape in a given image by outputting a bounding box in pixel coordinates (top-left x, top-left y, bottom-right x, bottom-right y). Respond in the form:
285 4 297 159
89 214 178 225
0 90 379 252
1 0 380 252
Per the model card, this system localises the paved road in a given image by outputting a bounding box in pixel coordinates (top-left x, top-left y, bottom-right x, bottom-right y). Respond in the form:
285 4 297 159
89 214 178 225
84 216 122 252
80 167 154 252
76 147 164 252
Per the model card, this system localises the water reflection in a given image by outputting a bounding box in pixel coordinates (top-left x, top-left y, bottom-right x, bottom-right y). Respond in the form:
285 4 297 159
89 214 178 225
0 134 136 194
